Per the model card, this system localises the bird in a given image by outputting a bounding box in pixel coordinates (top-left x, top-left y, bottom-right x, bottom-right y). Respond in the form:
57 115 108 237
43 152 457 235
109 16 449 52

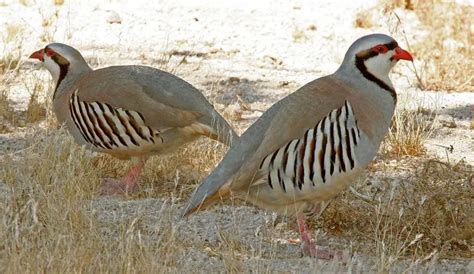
29 43 238 195
182 34 413 259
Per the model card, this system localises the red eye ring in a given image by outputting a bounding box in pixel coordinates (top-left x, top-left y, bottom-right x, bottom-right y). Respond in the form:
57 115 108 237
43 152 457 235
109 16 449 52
373 45 388 54
45 48 56 57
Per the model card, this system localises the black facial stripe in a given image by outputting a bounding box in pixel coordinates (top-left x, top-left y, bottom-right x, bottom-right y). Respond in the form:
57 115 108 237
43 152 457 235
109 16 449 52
354 42 397 102
50 52 70 100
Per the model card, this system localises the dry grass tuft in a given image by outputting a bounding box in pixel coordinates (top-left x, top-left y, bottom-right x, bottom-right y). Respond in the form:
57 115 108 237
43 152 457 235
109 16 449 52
25 84 47 123
384 0 473 91
0 49 23 73
383 106 435 157
319 157 472 270
380 92 436 158
0 85 15 133
0 75 49 132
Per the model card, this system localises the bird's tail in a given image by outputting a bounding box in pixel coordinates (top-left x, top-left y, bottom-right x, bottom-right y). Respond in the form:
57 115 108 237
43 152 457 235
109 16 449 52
182 180 232 217
182 139 246 217
182 144 243 216
208 111 239 146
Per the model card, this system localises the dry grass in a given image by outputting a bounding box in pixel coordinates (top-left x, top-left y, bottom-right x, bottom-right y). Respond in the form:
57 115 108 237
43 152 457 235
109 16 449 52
0 76 48 132
318 157 472 270
383 0 473 91
90 138 227 200
216 229 245 272
0 127 227 272
0 84 15 133
1 128 101 272
39 9 60 43
153 51 189 75
0 50 22 73
379 91 436 158
383 106 435 157
25 83 47 124
0 24 24 132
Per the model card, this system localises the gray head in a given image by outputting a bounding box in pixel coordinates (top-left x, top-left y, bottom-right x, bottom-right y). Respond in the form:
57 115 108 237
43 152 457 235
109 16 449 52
336 34 413 97
30 43 92 94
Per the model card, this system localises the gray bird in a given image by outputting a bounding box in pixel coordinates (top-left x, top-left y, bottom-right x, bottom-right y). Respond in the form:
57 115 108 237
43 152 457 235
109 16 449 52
182 34 413 259
30 43 237 195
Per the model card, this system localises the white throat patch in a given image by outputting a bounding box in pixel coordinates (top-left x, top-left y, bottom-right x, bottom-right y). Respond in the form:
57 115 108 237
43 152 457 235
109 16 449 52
43 55 60 84
363 49 396 86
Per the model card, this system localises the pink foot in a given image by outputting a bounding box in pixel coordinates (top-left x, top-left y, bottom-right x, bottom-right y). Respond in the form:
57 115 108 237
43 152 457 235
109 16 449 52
100 160 145 196
298 216 348 260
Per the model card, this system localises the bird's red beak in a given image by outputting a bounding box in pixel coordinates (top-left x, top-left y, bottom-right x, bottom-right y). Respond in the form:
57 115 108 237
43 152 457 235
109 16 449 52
29 49 45 61
392 46 413 61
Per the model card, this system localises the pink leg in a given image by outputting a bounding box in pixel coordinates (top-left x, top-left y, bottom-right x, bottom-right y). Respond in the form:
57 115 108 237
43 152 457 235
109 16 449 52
101 160 145 195
297 216 346 260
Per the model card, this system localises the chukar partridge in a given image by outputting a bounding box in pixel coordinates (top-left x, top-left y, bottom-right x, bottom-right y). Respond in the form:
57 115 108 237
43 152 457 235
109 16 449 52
30 43 237 195
182 34 413 259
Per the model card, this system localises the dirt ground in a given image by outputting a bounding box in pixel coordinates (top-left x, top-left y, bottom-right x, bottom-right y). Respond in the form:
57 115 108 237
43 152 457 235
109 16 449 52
0 0 473 272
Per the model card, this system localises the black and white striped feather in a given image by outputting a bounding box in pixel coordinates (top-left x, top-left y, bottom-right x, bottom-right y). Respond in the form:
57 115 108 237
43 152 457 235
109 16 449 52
69 89 162 150
258 101 360 194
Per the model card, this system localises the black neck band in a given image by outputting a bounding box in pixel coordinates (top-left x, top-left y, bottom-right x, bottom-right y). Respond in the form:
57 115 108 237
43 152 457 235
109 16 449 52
51 55 70 100
354 42 397 102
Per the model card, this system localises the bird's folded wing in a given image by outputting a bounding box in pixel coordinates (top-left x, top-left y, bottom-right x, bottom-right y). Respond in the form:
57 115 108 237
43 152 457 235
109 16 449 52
71 66 207 131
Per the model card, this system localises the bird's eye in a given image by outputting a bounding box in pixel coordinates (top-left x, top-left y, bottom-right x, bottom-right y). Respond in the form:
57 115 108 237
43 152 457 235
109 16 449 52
45 48 56 57
373 45 388 54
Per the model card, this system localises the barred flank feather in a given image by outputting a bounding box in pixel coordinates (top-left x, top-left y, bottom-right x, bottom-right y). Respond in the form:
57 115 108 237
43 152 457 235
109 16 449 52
260 101 360 193
69 89 162 150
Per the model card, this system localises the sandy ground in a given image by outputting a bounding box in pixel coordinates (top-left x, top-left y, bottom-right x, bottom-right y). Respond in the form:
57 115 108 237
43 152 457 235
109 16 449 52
1 0 473 272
